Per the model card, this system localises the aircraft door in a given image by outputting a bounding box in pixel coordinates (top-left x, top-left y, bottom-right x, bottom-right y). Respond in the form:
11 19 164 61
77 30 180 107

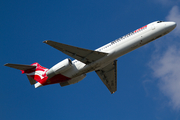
151 24 155 30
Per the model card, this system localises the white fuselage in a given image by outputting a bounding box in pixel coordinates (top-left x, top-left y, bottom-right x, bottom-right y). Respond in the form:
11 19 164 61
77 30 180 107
61 21 176 78
5 21 176 89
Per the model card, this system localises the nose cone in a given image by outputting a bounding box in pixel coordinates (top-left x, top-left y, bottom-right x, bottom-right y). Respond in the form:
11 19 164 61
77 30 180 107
166 22 177 31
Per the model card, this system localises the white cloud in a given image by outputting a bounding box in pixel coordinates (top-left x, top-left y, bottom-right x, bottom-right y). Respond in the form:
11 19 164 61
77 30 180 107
166 6 180 36
150 46 180 110
148 6 180 110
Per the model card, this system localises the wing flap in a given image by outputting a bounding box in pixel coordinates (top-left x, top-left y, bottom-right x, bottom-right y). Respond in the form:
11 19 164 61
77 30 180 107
95 60 117 94
43 40 108 64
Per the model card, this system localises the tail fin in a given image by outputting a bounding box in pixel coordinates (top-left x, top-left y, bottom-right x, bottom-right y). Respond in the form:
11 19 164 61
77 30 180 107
4 63 49 86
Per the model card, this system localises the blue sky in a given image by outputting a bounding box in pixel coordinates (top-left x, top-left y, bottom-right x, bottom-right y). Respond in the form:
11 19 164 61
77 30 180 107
1 0 180 120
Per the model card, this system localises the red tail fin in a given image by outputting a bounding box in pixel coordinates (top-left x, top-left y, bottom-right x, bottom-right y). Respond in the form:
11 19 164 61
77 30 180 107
21 63 49 82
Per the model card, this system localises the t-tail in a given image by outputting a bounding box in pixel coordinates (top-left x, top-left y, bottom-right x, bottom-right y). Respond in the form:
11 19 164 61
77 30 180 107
4 63 49 88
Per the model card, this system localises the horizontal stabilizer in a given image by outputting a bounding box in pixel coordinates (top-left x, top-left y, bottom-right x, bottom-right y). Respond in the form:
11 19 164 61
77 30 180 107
5 63 48 85
43 40 108 64
4 63 36 70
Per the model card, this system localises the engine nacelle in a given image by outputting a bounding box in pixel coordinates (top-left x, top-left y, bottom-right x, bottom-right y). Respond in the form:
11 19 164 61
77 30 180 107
46 58 72 78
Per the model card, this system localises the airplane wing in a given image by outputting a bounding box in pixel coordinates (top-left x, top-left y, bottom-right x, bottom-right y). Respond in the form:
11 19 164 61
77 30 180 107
95 60 117 94
43 40 108 64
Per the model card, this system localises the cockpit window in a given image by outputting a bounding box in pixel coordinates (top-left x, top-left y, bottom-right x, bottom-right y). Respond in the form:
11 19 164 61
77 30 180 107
157 21 164 23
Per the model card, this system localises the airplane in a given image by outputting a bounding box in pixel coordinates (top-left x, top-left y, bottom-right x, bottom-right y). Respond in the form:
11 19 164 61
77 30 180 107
4 21 176 94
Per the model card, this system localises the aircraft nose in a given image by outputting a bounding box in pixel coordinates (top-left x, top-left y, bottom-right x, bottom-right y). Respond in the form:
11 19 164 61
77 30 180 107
166 22 177 30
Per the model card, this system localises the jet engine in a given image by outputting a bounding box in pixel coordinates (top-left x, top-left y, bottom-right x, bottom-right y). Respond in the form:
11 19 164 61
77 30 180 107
46 58 72 78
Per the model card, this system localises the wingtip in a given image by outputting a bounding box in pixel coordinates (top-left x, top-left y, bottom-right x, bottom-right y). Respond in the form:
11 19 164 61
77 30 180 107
43 40 49 43
43 40 53 44
111 91 116 94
